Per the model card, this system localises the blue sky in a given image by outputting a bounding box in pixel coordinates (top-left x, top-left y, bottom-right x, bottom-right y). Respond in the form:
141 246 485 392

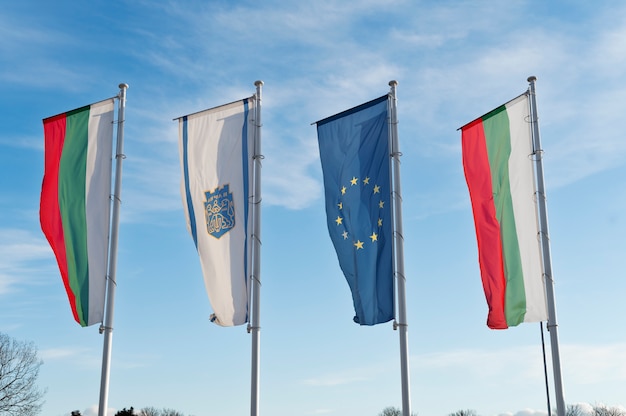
1 1 625 416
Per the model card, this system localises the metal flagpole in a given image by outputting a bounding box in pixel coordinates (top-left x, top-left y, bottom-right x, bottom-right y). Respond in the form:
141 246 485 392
527 76 565 416
249 80 263 416
98 83 129 416
388 80 412 416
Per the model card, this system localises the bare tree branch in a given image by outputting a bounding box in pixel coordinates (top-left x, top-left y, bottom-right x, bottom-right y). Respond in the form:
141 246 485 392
0 332 45 416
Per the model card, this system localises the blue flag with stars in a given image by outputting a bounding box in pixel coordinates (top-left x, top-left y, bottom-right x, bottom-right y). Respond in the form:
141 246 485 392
316 95 394 326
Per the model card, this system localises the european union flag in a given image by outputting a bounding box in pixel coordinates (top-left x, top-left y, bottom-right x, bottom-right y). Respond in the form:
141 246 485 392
316 95 394 326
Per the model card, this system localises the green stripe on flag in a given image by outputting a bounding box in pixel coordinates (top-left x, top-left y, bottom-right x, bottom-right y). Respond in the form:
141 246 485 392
482 106 526 327
59 105 90 325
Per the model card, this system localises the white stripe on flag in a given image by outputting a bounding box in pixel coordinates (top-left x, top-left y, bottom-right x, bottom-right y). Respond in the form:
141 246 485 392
84 99 114 326
506 95 547 322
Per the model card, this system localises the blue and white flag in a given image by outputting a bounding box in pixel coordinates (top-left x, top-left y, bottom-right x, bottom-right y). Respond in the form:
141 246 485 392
178 98 255 326
316 95 394 326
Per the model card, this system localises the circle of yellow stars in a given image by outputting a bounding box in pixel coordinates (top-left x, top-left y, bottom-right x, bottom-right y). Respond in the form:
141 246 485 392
333 175 386 251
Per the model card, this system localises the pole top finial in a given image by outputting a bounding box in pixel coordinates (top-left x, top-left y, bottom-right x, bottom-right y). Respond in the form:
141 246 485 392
255 80 264 87
119 83 129 90
389 80 398 86
527 76 537 83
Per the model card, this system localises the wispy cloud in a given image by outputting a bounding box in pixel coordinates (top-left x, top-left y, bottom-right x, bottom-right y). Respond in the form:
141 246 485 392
388 2 626 216
414 342 626 385
562 343 626 385
113 1 414 212
5 1 626 219
300 359 393 387
39 347 92 361
40 344 159 374
38 346 102 371
414 345 547 381
413 341 626 415
0 134 43 151
0 228 53 295
0 12 103 91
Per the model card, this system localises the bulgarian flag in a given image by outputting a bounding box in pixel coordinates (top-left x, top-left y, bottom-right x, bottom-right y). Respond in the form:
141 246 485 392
40 98 115 327
461 93 548 329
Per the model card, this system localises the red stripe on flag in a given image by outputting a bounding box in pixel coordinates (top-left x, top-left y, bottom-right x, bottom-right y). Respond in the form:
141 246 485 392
462 118 508 329
41 114 81 324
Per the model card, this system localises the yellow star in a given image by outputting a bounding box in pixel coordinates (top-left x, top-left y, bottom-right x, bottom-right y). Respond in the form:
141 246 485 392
373 185 380 194
337 202 343 210
341 186 347 195
369 232 378 242
335 216 343 225
342 231 348 240
378 218 383 227
354 240 364 250
363 177 370 185
350 177 358 186
379 200 384 208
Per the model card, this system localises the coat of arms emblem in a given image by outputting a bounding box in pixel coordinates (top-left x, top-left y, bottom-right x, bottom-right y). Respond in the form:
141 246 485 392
204 184 235 239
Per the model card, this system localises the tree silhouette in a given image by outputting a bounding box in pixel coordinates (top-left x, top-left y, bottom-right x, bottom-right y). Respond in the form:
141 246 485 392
137 407 187 416
593 405 626 416
449 410 478 416
378 406 418 416
567 404 588 416
0 332 45 416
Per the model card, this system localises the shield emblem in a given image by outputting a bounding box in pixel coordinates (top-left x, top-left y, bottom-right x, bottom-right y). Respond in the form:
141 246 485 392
204 184 236 239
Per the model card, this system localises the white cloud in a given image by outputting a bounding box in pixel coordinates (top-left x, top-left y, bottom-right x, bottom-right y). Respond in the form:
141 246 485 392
83 404 116 416
39 347 90 360
499 409 549 416
562 343 626 385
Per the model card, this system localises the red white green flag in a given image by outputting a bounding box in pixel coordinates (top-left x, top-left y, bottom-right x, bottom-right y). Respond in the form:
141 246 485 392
40 98 115 327
461 93 548 329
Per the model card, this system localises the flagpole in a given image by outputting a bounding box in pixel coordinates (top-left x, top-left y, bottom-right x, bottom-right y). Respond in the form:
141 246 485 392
527 76 565 416
388 80 412 416
249 80 263 416
98 83 128 416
